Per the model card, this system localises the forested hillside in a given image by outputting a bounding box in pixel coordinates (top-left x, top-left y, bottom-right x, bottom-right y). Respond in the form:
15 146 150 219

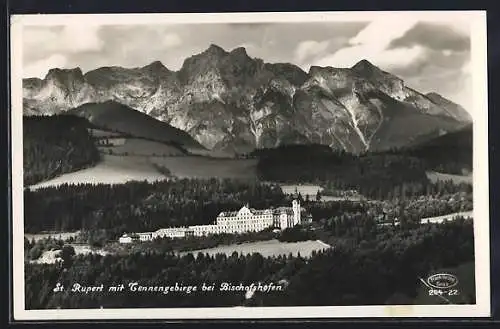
24 218 474 309
24 179 287 240
402 124 473 174
24 115 100 185
253 142 472 199
253 145 428 199
24 178 472 246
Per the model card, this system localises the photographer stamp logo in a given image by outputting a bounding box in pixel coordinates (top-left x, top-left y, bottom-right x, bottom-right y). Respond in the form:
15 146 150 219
426 273 459 290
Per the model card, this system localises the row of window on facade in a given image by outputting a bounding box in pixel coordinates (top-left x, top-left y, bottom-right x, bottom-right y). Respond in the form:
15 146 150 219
119 201 307 244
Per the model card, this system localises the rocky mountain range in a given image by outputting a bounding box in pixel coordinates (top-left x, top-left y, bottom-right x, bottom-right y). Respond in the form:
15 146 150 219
23 44 472 155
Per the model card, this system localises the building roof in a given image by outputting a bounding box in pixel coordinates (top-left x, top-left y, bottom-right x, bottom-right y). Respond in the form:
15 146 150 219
217 201 301 219
273 207 294 215
155 227 188 234
251 208 273 215
137 232 154 236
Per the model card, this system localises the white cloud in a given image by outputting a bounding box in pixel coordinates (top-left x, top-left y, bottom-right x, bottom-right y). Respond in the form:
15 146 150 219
24 54 68 78
23 28 58 54
405 60 473 115
294 40 330 64
349 18 418 49
461 59 471 74
443 49 452 56
446 75 472 114
455 60 473 114
440 20 470 36
313 18 425 69
316 44 427 70
23 25 104 57
61 25 103 53
162 33 182 48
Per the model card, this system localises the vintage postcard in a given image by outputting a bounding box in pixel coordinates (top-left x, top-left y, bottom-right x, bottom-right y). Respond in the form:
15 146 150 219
10 11 490 320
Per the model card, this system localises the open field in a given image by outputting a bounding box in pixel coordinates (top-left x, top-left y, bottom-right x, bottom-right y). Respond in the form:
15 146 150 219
28 153 258 189
150 156 258 180
180 239 331 258
420 211 473 224
29 249 62 264
319 195 363 202
25 231 80 242
278 184 363 201
87 128 123 138
426 171 472 184
279 184 323 196
98 138 184 156
29 155 167 189
29 244 108 264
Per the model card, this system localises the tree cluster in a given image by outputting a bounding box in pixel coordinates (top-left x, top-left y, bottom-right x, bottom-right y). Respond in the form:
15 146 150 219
24 179 287 242
255 144 429 199
254 144 472 199
24 218 474 309
23 115 100 185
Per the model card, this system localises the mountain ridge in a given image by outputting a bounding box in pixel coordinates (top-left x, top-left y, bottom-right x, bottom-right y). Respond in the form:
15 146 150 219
23 44 471 155
67 100 205 152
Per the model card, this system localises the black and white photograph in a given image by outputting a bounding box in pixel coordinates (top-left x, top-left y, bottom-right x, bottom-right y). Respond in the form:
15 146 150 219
10 11 490 320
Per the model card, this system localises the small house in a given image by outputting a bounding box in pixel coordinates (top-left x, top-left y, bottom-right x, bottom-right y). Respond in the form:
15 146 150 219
119 233 133 244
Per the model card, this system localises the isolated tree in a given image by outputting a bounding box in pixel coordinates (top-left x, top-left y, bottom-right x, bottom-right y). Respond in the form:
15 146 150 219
61 245 75 267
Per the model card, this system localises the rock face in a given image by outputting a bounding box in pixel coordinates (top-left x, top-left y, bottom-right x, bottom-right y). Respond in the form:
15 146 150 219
23 44 471 154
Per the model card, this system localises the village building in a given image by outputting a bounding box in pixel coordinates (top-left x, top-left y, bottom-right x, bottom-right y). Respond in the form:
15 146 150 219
119 200 312 243
118 233 133 244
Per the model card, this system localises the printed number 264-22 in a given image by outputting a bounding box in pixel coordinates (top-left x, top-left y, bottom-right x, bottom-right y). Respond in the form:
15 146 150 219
429 289 459 296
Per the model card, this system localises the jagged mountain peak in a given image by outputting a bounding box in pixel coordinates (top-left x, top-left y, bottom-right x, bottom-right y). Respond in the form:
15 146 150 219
23 47 470 155
351 59 378 72
141 61 174 77
180 44 228 71
309 65 328 74
264 62 308 86
205 43 228 56
351 59 400 82
45 67 85 81
229 46 249 58
142 60 168 71
84 65 129 76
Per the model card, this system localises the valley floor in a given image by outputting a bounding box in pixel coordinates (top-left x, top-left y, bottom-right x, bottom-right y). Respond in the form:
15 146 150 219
179 239 331 258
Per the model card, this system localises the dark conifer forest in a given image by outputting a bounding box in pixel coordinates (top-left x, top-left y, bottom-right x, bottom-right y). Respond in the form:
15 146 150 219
253 144 471 199
403 124 473 175
24 178 472 243
24 218 474 309
24 179 287 240
23 115 100 185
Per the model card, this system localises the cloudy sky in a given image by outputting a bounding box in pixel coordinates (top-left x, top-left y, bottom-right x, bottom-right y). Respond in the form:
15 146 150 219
22 19 472 112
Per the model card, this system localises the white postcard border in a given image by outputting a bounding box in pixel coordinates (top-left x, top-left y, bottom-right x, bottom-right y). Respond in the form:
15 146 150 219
10 11 490 320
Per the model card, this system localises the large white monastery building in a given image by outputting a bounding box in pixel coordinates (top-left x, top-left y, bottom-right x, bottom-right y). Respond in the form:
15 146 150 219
120 200 312 243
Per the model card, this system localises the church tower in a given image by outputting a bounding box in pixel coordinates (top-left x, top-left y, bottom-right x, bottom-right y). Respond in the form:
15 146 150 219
292 199 301 225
